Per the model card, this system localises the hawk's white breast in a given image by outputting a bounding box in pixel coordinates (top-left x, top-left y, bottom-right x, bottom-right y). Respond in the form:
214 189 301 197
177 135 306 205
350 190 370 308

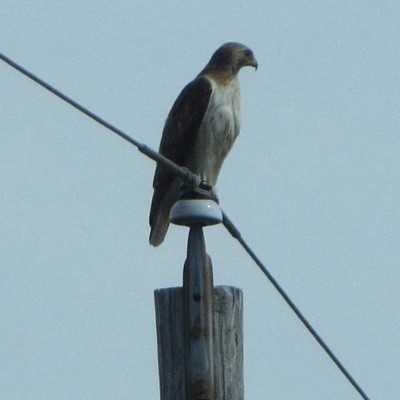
188 76 241 185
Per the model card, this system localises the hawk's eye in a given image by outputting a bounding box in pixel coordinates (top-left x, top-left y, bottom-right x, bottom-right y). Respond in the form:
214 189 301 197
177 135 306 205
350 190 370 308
244 49 252 57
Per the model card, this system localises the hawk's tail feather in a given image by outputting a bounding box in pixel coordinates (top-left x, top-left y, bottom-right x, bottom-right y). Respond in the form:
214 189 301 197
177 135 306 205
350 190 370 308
149 179 181 247
149 214 170 247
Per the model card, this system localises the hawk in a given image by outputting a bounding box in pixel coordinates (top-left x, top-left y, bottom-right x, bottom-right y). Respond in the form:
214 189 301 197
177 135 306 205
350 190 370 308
149 42 257 246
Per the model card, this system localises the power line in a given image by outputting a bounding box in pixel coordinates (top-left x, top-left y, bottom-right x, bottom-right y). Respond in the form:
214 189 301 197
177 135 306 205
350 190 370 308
0 52 200 190
222 212 369 399
0 52 369 399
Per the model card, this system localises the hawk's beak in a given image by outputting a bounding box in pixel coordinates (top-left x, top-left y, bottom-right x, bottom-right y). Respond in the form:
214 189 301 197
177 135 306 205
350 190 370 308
249 56 258 70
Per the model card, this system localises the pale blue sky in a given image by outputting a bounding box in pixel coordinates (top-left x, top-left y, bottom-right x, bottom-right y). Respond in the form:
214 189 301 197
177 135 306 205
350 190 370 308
1 2 399 399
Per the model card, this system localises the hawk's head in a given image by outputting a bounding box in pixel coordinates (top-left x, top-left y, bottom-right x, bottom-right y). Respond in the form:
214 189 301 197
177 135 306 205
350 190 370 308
207 42 258 74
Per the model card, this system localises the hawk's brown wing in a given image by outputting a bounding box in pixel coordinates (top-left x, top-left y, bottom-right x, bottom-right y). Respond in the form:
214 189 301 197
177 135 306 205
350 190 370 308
149 76 212 245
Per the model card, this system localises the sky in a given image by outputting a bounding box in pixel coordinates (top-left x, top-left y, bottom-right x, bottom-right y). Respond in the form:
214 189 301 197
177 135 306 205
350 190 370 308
1 1 399 399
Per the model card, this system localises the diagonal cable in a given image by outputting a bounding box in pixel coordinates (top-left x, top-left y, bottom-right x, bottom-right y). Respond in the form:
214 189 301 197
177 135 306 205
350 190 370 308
222 212 369 399
0 52 200 190
0 51 369 399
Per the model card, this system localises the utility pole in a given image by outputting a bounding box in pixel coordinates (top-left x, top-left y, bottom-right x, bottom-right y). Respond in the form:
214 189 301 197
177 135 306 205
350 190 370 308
154 192 244 399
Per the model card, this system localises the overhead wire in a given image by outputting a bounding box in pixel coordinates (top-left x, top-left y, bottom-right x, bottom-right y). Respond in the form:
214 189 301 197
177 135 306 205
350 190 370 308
0 52 200 189
0 52 369 400
222 212 369 399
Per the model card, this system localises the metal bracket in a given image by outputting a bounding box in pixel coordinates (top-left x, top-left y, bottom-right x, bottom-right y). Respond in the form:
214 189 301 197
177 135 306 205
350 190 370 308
183 227 215 400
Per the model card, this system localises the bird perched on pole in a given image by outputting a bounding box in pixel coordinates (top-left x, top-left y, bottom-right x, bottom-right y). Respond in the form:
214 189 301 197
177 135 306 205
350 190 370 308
149 42 257 246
